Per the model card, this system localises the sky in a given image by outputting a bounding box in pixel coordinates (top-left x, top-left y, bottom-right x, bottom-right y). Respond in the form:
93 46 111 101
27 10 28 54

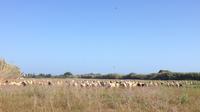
0 0 200 74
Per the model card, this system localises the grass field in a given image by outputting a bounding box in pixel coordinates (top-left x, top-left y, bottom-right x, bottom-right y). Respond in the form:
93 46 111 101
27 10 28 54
0 84 200 112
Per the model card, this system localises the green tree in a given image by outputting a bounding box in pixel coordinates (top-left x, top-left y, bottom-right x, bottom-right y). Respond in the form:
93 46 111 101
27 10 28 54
63 72 73 77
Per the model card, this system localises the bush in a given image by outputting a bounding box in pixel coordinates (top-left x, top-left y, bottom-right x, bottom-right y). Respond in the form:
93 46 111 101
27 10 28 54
0 59 21 80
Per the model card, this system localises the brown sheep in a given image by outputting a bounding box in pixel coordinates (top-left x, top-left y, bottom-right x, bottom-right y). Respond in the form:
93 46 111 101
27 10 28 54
21 81 27 86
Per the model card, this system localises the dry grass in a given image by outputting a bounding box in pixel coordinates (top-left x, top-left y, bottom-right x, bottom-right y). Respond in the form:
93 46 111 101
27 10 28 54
0 59 21 80
0 85 200 112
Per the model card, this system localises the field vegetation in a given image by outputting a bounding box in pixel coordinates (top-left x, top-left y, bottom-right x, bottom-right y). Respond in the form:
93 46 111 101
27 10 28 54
1 59 200 112
0 59 21 80
0 85 200 112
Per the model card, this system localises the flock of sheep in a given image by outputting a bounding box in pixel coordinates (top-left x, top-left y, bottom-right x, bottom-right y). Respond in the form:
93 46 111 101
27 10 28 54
0 79 198 88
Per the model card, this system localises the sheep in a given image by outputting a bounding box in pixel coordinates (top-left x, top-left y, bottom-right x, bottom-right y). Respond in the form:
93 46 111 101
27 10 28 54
119 82 127 88
73 82 78 87
21 81 27 86
81 83 86 88
48 81 52 86
0 79 192 88
107 82 116 88
9 82 21 86
137 82 146 87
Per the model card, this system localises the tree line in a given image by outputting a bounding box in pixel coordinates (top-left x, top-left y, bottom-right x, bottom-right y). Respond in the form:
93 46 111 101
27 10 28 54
23 70 200 80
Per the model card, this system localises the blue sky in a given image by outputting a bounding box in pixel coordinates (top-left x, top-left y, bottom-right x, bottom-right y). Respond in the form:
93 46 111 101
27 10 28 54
0 0 200 74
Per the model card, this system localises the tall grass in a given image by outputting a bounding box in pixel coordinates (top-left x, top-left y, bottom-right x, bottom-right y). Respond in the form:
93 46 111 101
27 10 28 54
0 86 200 112
0 59 21 80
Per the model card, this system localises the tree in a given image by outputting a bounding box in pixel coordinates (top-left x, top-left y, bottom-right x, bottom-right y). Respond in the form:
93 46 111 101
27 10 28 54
158 70 171 74
63 72 73 77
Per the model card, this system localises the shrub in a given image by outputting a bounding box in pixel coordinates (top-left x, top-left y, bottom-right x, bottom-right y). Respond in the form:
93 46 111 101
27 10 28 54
179 93 189 104
0 59 21 80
